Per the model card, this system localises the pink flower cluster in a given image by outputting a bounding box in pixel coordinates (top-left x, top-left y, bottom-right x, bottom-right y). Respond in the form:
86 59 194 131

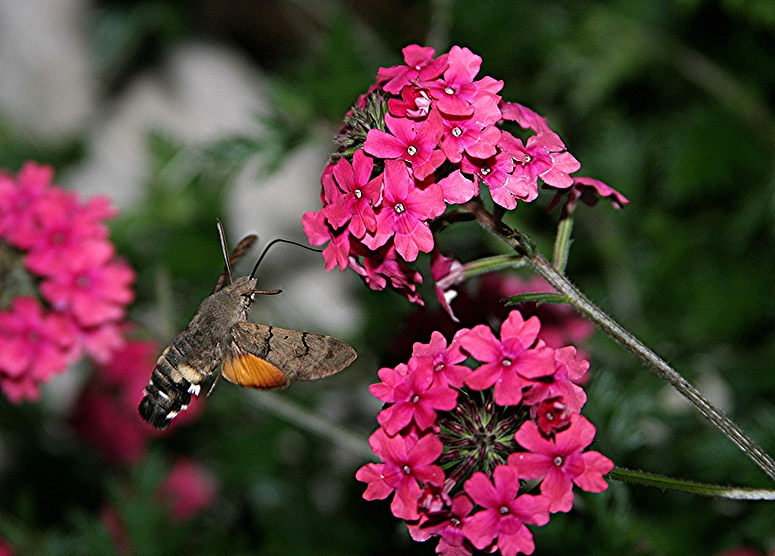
304 44 624 305
0 161 135 403
356 311 613 556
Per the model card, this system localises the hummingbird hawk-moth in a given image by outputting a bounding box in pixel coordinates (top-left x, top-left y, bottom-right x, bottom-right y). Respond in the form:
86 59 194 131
138 223 357 430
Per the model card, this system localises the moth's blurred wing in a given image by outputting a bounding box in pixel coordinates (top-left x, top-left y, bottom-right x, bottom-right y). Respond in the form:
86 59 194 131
230 322 357 382
213 234 258 293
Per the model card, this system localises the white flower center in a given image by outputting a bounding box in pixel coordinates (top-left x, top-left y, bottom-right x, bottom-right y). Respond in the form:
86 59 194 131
406 145 417 156
394 203 405 214
354 188 362 199
452 127 462 137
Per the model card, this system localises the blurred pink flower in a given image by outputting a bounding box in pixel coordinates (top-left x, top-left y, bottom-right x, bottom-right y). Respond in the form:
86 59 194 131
158 457 218 520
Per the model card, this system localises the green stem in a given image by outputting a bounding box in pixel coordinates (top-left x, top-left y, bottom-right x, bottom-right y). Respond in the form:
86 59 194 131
248 391 377 461
463 199 775 483
609 467 775 500
552 215 574 273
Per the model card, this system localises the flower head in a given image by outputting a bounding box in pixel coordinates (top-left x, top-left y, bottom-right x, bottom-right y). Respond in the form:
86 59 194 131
356 312 611 555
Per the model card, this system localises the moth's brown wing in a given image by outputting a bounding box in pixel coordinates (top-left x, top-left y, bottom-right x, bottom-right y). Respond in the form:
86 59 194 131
213 234 258 293
228 321 357 383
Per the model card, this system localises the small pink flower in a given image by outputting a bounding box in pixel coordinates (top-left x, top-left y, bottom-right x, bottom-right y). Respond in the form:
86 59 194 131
502 131 581 194
510 416 614 513
40 247 135 328
356 428 445 520
377 45 449 95
0 297 73 399
350 243 425 305
459 149 517 208
408 493 474 554
158 457 218 520
547 175 630 214
462 465 550 556
363 160 445 262
23 188 114 276
411 330 470 388
323 150 383 238
422 46 503 117
461 311 556 406
375 359 458 435
0 161 55 248
364 111 446 181
439 95 502 164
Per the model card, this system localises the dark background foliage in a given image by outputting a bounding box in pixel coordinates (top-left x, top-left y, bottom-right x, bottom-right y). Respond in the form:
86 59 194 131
1 0 774 554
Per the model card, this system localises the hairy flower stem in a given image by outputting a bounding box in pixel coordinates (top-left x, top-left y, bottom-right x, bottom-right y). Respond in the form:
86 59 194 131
609 467 775 499
463 199 775 482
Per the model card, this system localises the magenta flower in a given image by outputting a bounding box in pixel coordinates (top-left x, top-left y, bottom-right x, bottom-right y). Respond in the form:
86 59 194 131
0 297 74 401
158 458 218 520
521 346 588 414
362 159 445 262
377 44 449 95
462 465 550 556
430 250 465 321
408 493 474 554
350 243 425 304
0 161 55 248
547 175 630 215
374 359 458 435
411 330 470 388
356 428 444 520
459 148 518 208
510 417 614 513
40 247 135 328
323 150 382 238
502 131 581 194
422 46 503 117
364 111 446 181
461 311 556 406
439 95 502 164
23 189 114 276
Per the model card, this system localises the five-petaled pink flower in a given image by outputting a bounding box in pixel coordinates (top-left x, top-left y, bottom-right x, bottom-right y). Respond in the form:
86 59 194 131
356 428 444 520
364 111 446 181
373 359 458 435
363 159 445 261
461 311 556 406
510 416 614 513
463 465 550 556
323 150 382 238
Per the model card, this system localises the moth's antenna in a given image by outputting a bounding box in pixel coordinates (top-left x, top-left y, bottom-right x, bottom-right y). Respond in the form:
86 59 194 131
249 239 322 280
216 220 233 285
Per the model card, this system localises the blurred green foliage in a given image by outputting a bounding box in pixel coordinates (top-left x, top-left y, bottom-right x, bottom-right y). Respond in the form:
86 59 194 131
1 0 775 555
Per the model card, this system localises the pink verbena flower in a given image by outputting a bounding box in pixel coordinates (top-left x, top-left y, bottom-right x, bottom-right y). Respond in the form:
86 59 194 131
462 465 549 556
364 111 446 181
377 44 449 95
0 160 135 403
0 297 73 402
363 159 445 261
509 416 614 513
373 359 458 435
547 175 630 215
356 427 444 520
421 46 503 117
0 161 55 247
499 131 581 200
411 329 470 388
157 458 218 520
39 246 135 327
323 150 382 238
358 312 611 556
461 311 556 406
